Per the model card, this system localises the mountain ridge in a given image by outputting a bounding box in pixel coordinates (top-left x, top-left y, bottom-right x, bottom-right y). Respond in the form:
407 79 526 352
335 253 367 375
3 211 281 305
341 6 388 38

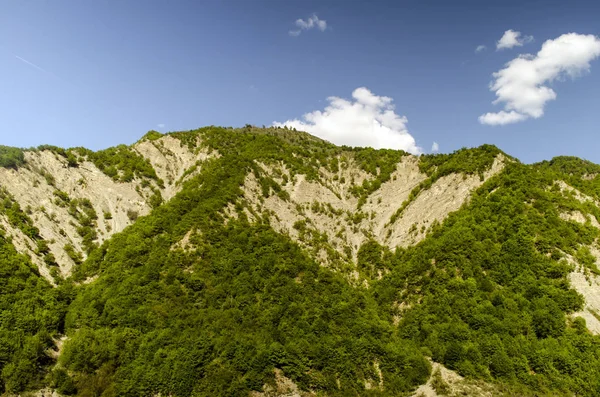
1 126 600 396
0 128 506 282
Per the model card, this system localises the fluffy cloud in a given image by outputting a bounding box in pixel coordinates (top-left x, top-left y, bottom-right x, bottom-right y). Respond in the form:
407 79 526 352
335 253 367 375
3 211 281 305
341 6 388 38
157 123 165 129
475 45 487 53
431 142 440 153
273 87 421 154
496 29 534 50
478 111 527 126
289 14 327 36
480 33 600 126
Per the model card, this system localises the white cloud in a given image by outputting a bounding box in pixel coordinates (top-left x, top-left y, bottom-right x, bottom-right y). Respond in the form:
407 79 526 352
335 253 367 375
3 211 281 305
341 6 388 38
273 87 421 154
475 45 487 53
480 33 600 126
157 123 165 129
496 29 534 50
431 142 439 153
478 111 528 125
289 14 327 36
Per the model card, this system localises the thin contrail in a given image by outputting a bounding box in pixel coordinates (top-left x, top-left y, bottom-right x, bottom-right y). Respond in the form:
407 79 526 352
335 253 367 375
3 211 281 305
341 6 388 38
14 55 50 74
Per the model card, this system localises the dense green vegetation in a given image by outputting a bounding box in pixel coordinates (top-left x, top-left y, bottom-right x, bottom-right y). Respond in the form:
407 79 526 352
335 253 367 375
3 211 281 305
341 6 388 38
1 127 600 396
61 127 429 396
64 223 428 396
0 237 68 393
374 161 600 395
418 144 503 179
538 156 600 201
0 145 25 169
139 130 163 142
0 199 70 393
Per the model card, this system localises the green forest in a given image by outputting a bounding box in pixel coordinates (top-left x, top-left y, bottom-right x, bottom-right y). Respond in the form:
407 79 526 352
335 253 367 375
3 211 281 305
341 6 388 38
1 126 600 396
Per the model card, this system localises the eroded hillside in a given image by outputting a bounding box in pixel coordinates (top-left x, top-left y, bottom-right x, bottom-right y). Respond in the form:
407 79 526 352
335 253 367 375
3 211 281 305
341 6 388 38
2 127 600 396
0 128 504 282
227 152 506 276
0 133 214 280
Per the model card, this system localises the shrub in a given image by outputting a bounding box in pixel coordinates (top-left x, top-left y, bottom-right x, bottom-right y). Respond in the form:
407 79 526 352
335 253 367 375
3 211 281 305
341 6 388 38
0 145 25 169
431 368 450 395
126 209 138 221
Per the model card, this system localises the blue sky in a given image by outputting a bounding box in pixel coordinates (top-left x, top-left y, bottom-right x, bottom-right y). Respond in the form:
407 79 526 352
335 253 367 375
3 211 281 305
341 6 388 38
1 0 599 163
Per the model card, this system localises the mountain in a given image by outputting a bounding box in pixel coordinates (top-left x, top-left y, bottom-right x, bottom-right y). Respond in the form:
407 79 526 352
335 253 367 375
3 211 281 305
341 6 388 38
1 126 600 396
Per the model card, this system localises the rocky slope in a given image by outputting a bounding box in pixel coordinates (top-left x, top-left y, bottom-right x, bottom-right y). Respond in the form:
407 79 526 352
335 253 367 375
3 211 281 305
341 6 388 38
0 134 213 280
0 131 506 282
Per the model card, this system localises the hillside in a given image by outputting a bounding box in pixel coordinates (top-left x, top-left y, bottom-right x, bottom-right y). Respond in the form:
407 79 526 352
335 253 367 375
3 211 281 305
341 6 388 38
1 126 600 396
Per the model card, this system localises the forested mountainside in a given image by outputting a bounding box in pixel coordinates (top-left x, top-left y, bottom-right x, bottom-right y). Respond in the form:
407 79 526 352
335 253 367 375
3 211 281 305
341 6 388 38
1 126 600 396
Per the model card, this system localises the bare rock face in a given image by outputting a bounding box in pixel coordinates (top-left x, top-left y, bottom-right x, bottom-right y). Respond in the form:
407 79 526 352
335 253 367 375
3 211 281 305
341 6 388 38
411 360 499 397
236 155 506 264
133 135 214 200
569 245 600 335
31 388 62 397
250 369 314 397
552 181 600 334
0 132 507 282
0 135 214 280
0 151 151 278
384 155 505 248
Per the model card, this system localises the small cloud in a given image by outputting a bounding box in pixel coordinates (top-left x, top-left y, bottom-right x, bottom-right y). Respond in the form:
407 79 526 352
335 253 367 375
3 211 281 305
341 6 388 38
475 45 487 53
157 124 165 129
431 142 440 153
478 111 528 126
289 14 327 37
273 87 421 154
480 33 600 125
496 29 534 50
